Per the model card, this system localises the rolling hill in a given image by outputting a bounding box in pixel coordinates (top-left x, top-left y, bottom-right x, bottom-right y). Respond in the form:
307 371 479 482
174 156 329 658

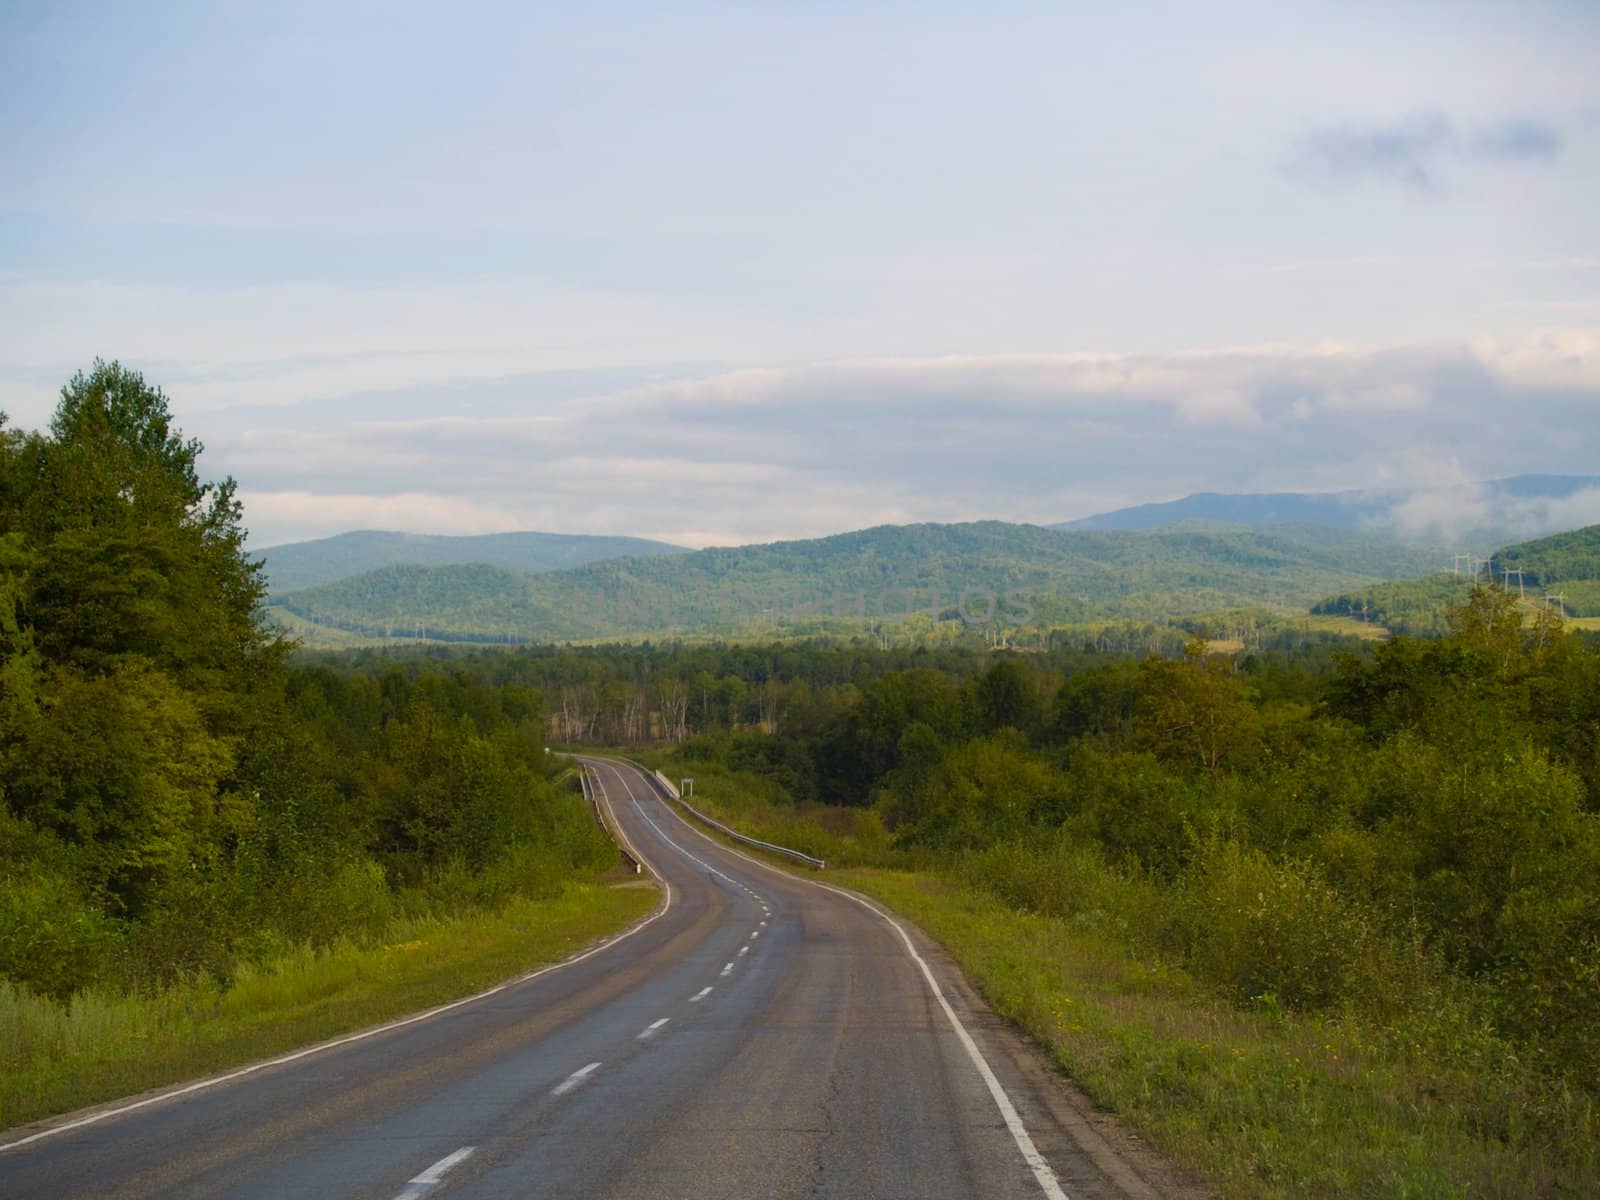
274 520 1455 644
256 529 687 592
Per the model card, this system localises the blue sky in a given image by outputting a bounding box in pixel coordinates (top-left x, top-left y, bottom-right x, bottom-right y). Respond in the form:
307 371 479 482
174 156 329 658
2 1 1598 546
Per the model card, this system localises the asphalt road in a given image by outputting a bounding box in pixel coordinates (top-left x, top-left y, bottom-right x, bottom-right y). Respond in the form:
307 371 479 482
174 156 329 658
0 757 1179 1200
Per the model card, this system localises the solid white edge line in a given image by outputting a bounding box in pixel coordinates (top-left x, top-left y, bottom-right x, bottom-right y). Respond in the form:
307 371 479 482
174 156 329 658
551 1061 602 1096
608 758 1071 1200
0 763 673 1157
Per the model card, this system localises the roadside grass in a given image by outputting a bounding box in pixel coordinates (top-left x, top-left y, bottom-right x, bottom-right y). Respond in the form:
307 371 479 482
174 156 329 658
0 882 655 1133
835 869 1596 1199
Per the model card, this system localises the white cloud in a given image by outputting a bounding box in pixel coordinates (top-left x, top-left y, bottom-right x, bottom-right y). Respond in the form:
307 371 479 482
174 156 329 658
1472 327 1600 391
193 330 1600 546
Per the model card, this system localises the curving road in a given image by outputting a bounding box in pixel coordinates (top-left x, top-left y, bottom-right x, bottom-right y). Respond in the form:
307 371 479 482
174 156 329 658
0 757 1177 1200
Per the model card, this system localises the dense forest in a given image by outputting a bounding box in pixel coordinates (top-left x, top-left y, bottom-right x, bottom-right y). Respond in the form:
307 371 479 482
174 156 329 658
0 363 612 1000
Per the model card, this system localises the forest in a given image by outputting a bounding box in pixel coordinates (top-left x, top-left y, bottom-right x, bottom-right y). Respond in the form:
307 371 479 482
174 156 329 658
0 363 612 1002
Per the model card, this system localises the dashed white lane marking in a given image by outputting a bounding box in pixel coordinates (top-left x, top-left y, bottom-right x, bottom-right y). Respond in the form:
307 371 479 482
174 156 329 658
393 1145 475 1200
552 1062 602 1097
749 930 760 939
759 920 767 927
720 962 734 976
738 945 749 956
690 986 713 1002
619 762 1072 1200
638 1018 670 1040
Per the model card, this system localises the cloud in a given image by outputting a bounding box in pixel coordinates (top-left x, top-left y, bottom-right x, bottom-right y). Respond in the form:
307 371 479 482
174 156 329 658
181 330 1600 548
1284 113 1563 194
1386 484 1600 543
1471 119 1562 162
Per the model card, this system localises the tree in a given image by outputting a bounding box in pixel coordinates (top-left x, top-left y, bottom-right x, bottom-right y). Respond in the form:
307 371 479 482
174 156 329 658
967 658 1040 737
1135 639 1258 780
0 362 282 913
7 361 277 697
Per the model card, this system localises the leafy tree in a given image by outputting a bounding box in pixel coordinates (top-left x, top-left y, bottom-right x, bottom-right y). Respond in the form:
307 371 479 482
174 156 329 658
1134 639 1259 779
966 658 1041 737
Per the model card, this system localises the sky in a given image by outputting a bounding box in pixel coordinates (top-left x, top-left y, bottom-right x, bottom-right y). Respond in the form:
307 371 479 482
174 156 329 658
2 0 1598 549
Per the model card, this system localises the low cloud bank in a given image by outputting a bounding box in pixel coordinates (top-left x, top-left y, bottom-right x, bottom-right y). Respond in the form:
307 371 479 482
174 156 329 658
187 329 1600 547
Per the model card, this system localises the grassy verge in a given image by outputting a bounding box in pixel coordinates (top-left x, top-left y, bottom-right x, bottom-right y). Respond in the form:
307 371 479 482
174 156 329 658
0 882 656 1132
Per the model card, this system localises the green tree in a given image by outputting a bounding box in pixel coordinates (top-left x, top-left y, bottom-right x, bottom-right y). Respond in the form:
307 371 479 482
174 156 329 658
1135 639 1259 780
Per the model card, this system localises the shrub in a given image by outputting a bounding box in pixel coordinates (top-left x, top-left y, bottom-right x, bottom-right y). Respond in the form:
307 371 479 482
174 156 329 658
1163 839 1432 1017
0 869 123 999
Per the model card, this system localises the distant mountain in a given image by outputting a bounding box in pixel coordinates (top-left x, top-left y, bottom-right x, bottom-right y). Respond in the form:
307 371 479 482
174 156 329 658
275 519 1454 645
257 529 687 592
1057 474 1600 539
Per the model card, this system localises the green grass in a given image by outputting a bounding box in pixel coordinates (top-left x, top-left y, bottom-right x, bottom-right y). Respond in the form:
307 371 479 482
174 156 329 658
0 882 656 1132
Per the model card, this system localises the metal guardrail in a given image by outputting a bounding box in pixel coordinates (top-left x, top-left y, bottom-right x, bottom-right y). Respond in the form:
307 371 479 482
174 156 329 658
619 757 826 870
576 761 643 875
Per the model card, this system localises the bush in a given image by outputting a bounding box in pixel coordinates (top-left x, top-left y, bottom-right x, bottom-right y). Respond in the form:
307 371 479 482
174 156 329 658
0 869 123 999
1163 839 1433 1017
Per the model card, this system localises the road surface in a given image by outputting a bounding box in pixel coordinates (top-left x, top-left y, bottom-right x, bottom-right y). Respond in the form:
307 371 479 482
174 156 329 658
0 756 1184 1200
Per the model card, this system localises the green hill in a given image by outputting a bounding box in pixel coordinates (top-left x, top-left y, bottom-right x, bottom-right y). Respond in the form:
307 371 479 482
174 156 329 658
1312 524 1600 631
1491 524 1600 583
276 520 1453 644
256 529 686 592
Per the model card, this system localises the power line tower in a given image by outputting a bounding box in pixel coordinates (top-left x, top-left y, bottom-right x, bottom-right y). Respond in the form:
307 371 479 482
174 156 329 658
1502 568 1526 599
1452 553 1472 576
1545 592 1567 617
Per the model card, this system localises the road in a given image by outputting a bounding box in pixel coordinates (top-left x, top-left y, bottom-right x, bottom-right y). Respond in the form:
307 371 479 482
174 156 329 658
0 757 1181 1200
